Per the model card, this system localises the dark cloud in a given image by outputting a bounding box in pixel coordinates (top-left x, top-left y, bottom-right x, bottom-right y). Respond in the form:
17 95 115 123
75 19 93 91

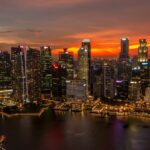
0 0 150 48
25 29 43 33
0 30 14 34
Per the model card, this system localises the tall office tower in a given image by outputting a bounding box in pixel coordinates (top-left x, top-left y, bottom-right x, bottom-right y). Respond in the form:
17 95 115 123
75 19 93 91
40 46 52 100
117 60 132 100
117 60 132 81
82 39 92 95
11 46 27 102
59 48 74 79
117 38 131 100
26 48 40 102
118 37 131 80
117 60 132 94
0 51 12 102
131 56 139 68
102 63 115 100
51 63 67 100
92 59 103 99
128 78 141 102
115 80 128 100
138 39 148 63
0 51 12 90
78 47 89 97
131 56 140 78
138 39 149 95
119 38 129 61
93 75 102 99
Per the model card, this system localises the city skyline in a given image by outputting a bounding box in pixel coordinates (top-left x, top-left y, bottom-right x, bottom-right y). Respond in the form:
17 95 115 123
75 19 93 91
0 0 150 58
0 38 150 59
0 1 150 150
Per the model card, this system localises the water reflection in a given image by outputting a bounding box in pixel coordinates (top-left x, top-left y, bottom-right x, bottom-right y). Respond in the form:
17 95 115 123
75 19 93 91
0 109 150 150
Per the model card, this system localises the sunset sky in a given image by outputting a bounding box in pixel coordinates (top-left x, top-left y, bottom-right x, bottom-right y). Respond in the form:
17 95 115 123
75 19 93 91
0 0 150 58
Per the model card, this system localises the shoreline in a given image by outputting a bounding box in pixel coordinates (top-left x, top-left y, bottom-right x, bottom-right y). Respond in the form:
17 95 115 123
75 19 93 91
1 109 150 121
0 107 49 118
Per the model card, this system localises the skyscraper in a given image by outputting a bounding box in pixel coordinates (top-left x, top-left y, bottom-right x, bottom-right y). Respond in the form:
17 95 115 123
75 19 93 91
117 38 131 100
11 46 27 102
0 51 12 90
119 38 129 60
51 62 67 100
82 39 91 95
92 59 103 99
138 39 148 63
78 47 89 97
40 46 52 100
128 78 141 102
118 37 131 79
78 39 91 97
59 48 74 79
26 48 40 102
115 80 128 100
82 39 91 67
138 39 149 95
0 51 12 102
117 61 132 81
102 63 115 100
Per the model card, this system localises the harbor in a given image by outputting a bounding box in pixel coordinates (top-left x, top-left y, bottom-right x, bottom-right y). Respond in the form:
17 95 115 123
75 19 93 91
0 98 150 119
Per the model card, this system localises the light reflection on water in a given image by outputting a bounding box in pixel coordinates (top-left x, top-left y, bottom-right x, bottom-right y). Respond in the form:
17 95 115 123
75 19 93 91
0 109 150 150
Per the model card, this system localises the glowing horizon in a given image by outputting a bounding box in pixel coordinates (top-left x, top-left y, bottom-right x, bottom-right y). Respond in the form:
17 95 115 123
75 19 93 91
0 38 150 59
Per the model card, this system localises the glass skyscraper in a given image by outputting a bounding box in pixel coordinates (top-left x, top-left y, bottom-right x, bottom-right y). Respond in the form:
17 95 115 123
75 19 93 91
59 48 74 79
119 38 129 60
40 46 52 100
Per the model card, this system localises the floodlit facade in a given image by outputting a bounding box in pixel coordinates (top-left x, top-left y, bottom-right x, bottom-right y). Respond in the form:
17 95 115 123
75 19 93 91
82 39 92 95
11 46 27 102
78 47 89 97
138 39 148 63
138 39 149 95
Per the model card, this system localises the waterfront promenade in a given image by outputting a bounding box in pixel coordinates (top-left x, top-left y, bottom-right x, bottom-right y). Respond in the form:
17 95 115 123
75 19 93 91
0 107 48 118
1 100 150 119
